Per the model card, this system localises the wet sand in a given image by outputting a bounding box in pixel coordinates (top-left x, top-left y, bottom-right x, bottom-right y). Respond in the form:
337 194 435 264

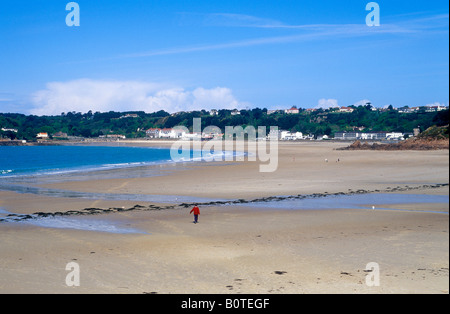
0 141 448 294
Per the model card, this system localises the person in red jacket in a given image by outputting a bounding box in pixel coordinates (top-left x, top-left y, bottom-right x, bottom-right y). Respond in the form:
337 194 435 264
190 205 200 224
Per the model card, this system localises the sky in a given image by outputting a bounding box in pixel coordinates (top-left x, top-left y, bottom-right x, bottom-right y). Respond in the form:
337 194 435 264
0 0 448 115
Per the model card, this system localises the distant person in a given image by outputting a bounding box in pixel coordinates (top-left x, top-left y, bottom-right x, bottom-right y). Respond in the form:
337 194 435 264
190 204 200 224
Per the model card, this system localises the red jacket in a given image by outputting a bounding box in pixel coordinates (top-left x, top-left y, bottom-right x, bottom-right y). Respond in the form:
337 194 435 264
190 206 200 215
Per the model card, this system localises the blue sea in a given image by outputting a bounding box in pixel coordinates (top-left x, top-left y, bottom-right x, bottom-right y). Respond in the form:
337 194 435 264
0 145 174 178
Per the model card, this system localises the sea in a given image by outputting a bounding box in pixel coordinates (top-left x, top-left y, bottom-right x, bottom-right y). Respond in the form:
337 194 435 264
0 144 232 204
0 144 240 178
0 145 176 178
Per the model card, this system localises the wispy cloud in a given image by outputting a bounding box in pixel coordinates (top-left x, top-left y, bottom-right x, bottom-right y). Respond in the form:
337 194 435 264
120 24 409 59
120 13 449 60
200 13 289 28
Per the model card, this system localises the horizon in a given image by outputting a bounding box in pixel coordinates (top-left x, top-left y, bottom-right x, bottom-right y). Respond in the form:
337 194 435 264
0 0 448 116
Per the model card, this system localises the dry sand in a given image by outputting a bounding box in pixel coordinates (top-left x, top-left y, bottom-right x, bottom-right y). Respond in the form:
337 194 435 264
0 141 448 294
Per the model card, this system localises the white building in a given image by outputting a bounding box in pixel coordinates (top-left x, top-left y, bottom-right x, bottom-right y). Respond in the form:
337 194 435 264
334 131 405 141
280 131 303 140
36 132 49 139
339 107 355 113
1 128 18 133
285 107 299 114
146 128 185 139
386 132 404 140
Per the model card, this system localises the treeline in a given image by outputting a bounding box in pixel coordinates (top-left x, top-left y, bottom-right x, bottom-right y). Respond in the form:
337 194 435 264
0 107 448 141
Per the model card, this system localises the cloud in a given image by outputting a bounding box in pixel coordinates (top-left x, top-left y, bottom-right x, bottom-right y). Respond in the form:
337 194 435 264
118 12 443 61
316 98 338 109
353 99 373 107
120 24 408 60
30 79 247 116
202 13 287 28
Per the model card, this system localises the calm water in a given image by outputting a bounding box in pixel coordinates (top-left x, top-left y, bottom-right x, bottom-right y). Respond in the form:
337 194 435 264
243 193 449 213
0 145 173 178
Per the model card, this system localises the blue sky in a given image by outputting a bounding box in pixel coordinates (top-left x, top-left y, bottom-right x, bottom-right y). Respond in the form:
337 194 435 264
0 0 448 115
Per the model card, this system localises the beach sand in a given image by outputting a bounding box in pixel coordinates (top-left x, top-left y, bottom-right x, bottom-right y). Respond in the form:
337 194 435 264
0 141 448 294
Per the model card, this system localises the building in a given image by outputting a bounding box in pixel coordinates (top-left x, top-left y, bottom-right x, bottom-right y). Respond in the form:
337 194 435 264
1 128 18 133
231 109 241 116
146 128 161 138
334 132 358 140
339 107 355 113
280 131 303 140
209 109 219 116
425 105 448 112
106 134 126 139
285 107 299 114
334 132 404 141
386 132 404 140
146 128 185 139
398 106 419 114
36 132 49 139
119 114 139 119
267 129 282 140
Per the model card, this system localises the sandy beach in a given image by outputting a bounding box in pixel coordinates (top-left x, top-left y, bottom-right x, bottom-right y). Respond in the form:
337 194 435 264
0 141 448 294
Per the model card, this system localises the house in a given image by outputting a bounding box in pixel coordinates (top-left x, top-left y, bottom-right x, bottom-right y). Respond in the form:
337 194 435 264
267 129 282 140
209 109 219 116
339 107 354 113
304 108 317 114
159 128 174 138
160 128 184 139
334 132 358 140
119 114 139 119
280 131 303 140
146 128 184 139
425 105 448 112
106 134 126 139
1 128 18 133
386 132 404 140
36 132 49 139
231 109 241 116
285 107 299 114
146 128 161 138
317 135 329 141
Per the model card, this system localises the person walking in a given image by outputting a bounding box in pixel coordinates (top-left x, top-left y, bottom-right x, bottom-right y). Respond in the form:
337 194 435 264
190 204 200 224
